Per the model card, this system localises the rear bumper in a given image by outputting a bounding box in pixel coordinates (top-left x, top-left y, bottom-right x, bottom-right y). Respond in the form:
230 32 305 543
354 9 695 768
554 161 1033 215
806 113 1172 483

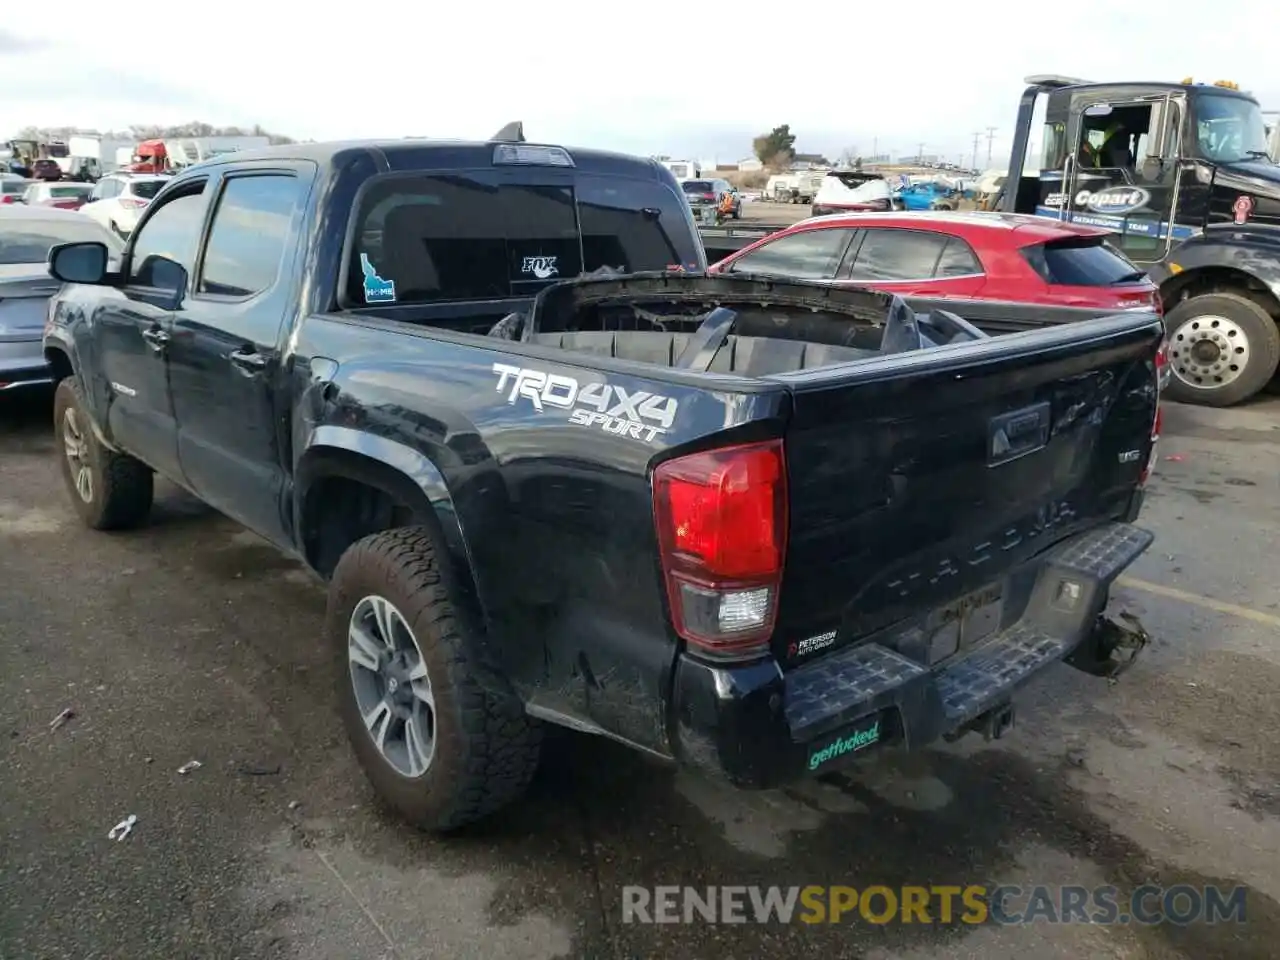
670 522 1153 787
0 340 51 390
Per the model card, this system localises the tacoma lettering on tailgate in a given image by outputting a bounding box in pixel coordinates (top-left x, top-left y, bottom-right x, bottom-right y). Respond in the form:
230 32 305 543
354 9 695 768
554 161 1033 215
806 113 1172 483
882 500 1077 602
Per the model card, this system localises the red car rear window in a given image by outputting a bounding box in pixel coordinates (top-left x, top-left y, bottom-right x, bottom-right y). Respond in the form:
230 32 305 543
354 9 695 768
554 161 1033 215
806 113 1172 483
1022 237 1147 286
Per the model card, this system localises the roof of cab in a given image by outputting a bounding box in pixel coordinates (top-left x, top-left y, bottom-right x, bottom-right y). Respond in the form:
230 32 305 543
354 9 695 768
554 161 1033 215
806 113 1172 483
179 139 668 180
791 209 1115 245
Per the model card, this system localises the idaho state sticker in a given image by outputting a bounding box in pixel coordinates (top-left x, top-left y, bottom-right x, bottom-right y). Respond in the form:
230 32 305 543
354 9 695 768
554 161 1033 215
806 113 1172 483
360 253 396 303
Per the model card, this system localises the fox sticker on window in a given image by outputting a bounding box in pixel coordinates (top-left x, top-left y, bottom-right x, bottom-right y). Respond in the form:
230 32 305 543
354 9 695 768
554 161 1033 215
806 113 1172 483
360 253 396 303
521 256 558 279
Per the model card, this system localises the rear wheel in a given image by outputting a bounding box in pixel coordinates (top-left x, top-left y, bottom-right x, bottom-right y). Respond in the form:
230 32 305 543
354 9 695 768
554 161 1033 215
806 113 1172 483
327 527 542 831
1163 292 1280 407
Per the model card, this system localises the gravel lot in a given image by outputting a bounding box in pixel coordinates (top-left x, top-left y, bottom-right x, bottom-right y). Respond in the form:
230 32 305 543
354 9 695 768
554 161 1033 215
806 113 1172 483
2 386 1279 960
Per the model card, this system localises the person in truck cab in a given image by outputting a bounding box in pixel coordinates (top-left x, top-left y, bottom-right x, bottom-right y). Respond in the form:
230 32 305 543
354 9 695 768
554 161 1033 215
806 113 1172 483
1098 120 1134 170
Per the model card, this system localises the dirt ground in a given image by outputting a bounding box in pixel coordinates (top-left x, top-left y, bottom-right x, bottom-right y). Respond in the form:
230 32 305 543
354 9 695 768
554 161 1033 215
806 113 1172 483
2 388 1279 960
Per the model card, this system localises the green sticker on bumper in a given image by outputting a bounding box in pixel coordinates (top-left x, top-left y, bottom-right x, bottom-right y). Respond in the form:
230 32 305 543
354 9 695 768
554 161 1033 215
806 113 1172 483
808 718 882 771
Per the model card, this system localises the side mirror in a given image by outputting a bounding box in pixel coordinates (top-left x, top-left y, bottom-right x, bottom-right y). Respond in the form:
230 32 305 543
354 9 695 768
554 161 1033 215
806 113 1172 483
48 241 108 284
135 255 188 309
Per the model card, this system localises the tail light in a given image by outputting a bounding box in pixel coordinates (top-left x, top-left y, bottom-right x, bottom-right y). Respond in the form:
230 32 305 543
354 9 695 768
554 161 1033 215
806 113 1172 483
120 197 148 209
1139 344 1167 486
0 195 16 204
652 440 788 661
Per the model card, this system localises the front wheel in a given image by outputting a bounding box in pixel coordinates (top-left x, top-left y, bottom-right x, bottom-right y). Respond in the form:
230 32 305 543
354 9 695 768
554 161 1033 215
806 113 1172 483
1163 293 1280 407
326 527 542 831
53 378 154 530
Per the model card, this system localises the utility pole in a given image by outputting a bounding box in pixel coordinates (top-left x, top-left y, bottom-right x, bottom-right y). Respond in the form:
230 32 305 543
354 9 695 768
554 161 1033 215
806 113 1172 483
971 131 982 171
916 142 925 163
872 136 878 160
985 127 997 167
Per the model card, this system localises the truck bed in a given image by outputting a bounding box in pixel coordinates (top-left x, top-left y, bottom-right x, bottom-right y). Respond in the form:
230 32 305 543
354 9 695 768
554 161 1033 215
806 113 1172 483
511 273 1162 675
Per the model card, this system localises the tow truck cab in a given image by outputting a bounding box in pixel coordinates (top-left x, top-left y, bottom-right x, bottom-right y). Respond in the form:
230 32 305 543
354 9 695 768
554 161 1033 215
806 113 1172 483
1001 74 1280 407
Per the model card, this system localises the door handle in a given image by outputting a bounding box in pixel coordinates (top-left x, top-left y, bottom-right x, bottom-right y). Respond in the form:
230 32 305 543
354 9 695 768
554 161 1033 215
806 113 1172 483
228 348 268 374
141 327 170 352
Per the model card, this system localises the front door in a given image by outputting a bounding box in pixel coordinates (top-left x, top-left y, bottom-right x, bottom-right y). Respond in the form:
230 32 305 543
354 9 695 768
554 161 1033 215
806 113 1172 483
168 167 309 548
94 179 212 481
1058 94 1185 264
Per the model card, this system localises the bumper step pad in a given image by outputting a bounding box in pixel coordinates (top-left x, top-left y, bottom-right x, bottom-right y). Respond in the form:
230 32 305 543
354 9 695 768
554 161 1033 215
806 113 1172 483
783 522 1154 744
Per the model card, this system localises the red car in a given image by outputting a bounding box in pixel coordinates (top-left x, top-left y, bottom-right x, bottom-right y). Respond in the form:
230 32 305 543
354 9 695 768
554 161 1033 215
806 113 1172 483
707 211 1160 329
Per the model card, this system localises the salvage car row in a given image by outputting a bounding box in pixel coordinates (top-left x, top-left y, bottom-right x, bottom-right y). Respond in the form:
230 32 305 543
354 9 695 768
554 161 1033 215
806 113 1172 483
27 132 1165 832
699 74 1280 408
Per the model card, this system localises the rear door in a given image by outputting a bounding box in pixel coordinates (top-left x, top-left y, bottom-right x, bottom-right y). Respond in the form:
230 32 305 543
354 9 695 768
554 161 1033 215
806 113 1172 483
770 311 1161 667
837 228 987 298
168 165 310 546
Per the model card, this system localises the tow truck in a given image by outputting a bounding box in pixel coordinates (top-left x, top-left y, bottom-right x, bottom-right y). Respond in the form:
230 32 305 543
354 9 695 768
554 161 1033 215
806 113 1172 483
1000 74 1280 407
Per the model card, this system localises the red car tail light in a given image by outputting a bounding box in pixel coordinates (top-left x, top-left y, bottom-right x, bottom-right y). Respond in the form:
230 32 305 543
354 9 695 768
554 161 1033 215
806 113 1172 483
1139 343 1167 487
653 440 788 661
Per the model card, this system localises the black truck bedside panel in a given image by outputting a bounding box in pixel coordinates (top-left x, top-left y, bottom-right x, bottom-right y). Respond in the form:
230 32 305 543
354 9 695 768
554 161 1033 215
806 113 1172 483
42 137 1163 829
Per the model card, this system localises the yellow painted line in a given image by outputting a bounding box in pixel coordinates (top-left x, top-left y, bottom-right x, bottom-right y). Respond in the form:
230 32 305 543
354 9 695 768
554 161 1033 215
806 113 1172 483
1116 576 1280 629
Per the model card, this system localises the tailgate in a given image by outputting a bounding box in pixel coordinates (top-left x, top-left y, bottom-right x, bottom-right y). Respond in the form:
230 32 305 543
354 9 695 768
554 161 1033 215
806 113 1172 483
771 311 1161 667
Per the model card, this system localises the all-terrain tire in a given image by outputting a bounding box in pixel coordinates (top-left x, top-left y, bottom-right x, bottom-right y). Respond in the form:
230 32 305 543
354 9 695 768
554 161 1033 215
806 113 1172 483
1163 292 1280 407
326 526 542 831
53 378 154 530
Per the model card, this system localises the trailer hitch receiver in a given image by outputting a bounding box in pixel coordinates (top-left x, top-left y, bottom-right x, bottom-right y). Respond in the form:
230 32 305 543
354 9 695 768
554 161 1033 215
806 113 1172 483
1067 611 1150 679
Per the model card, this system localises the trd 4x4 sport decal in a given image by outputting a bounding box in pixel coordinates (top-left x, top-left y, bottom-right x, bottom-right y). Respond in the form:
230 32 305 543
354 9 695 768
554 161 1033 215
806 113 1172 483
491 363 678 443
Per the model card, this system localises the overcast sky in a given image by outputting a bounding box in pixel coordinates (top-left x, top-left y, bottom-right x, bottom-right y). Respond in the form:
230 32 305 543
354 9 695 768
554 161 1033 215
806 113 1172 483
3 2 1277 168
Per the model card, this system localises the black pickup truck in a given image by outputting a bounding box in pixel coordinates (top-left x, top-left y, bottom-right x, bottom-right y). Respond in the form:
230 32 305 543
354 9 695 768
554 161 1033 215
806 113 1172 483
42 136 1163 832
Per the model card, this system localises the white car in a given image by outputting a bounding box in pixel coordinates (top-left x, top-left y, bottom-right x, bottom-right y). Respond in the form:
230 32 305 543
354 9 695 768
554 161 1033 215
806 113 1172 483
80 173 170 237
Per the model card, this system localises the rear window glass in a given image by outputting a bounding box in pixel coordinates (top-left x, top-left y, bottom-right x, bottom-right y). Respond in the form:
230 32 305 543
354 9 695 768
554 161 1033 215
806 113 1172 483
0 220 121 264
49 185 92 198
129 180 165 199
682 180 714 193
347 173 703 306
829 172 881 189
1 180 26 194
349 174 583 305
1023 238 1145 286
578 174 701 273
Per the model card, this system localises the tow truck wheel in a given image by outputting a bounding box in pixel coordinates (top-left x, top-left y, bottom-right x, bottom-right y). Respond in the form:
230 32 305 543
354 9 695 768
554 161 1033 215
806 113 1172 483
326 526 543 832
1163 292 1280 407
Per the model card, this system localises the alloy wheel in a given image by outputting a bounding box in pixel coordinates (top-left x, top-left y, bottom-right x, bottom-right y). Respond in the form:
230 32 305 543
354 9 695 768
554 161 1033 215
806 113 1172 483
62 407 93 503
347 595 436 778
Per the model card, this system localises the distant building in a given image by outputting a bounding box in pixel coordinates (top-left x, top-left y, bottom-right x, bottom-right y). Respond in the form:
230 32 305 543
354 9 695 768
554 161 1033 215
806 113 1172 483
737 157 764 172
